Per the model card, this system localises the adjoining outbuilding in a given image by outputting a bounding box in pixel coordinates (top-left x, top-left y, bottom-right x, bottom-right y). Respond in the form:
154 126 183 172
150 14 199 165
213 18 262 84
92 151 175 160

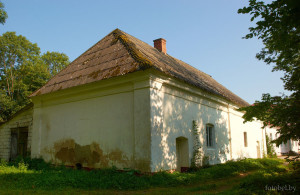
1 29 281 172
0 103 33 161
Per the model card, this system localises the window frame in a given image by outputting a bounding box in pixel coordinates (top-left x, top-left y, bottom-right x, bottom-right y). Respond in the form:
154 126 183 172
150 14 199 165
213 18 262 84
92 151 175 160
243 132 248 147
206 124 215 148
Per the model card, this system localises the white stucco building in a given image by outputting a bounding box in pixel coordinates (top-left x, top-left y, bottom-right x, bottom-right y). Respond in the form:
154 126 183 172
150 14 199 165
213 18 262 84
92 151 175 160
265 126 299 156
1 29 274 172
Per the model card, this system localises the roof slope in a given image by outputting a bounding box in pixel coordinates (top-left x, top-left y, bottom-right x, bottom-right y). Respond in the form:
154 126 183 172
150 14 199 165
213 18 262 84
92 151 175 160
31 29 249 107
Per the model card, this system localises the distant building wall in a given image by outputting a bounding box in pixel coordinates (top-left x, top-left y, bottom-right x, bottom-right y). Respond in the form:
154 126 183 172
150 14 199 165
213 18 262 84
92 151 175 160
265 127 299 155
229 108 266 159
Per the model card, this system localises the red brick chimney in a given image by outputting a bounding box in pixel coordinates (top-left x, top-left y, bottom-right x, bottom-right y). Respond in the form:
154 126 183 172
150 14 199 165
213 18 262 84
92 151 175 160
153 38 166 54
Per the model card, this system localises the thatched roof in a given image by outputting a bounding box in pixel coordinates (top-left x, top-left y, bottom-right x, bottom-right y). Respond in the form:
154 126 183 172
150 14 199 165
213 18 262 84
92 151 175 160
31 29 249 107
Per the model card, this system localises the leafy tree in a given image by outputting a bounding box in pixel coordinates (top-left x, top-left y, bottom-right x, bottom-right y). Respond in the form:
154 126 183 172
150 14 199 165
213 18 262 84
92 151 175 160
0 1 7 25
42 51 69 76
0 32 41 99
238 0 300 145
0 32 69 121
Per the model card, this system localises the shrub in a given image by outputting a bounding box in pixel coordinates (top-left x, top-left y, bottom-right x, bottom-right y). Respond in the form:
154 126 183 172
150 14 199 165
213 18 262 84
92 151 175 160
9 156 52 170
266 134 276 157
0 159 7 167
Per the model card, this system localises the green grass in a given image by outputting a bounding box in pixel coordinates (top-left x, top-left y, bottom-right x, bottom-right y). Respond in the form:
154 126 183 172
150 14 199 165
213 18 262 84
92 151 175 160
0 157 298 194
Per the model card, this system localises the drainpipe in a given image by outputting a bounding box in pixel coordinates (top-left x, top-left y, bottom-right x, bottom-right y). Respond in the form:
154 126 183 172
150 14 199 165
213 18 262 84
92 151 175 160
227 104 233 160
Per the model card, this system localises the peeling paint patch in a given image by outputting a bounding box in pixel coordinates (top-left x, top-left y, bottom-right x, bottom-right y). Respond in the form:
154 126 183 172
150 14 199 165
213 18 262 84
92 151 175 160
52 139 129 168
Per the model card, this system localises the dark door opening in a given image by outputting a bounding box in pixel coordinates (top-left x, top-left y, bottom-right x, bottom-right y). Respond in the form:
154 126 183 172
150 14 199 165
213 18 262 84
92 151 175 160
176 137 189 172
10 127 29 161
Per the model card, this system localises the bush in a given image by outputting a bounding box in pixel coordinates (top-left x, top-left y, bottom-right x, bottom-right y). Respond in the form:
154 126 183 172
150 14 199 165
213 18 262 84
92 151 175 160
9 156 52 170
266 134 277 157
0 159 7 167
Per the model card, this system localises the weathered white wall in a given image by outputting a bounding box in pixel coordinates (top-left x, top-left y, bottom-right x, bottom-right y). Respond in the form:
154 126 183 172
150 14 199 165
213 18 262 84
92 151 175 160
1 70 278 172
31 72 152 171
229 108 266 159
0 107 33 160
150 74 267 172
265 127 299 155
290 140 299 153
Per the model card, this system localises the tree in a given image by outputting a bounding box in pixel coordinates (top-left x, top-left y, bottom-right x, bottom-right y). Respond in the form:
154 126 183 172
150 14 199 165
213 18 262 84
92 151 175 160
0 32 69 121
0 32 41 99
0 1 7 25
42 51 69 76
238 0 300 146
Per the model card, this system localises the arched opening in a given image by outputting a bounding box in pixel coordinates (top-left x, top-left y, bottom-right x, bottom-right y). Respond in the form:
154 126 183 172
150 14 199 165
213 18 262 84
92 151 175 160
176 137 189 172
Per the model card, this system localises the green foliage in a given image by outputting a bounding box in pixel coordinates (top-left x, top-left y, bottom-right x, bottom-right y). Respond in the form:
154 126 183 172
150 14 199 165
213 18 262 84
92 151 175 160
41 51 69 76
235 170 299 194
0 158 7 167
9 156 52 170
238 0 300 145
0 157 289 191
266 134 277 157
191 120 202 168
0 1 7 25
0 32 69 121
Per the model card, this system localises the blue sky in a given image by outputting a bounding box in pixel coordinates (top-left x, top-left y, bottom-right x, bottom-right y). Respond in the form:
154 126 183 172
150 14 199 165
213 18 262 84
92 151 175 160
1 0 286 104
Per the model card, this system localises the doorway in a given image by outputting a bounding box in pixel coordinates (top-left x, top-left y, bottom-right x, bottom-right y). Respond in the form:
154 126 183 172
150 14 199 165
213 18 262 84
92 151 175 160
256 141 261 158
10 127 29 161
176 137 189 172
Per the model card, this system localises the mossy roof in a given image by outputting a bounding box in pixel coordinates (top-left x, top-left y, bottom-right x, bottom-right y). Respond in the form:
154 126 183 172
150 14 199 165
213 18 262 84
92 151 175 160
31 29 249 107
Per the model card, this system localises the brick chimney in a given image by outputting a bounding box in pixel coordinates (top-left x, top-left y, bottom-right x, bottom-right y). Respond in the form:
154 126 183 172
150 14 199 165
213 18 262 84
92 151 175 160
153 38 166 54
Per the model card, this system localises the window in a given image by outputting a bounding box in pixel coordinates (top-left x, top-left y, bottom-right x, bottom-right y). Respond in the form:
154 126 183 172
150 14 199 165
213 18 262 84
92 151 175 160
243 132 248 147
206 124 214 147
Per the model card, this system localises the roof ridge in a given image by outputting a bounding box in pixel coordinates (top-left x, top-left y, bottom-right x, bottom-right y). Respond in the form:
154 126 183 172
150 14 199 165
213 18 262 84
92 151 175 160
30 29 118 97
30 28 249 107
167 54 212 78
111 29 153 70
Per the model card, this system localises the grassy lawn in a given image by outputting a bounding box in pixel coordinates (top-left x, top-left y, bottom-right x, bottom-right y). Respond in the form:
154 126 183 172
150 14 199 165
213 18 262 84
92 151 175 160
0 157 299 194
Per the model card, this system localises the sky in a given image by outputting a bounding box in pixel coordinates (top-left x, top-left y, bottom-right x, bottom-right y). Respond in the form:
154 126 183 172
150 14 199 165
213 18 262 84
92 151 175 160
0 0 287 104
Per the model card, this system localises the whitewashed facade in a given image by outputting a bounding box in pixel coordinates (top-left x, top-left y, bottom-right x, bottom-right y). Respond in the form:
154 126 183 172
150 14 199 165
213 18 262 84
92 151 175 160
265 126 299 155
0 29 279 172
